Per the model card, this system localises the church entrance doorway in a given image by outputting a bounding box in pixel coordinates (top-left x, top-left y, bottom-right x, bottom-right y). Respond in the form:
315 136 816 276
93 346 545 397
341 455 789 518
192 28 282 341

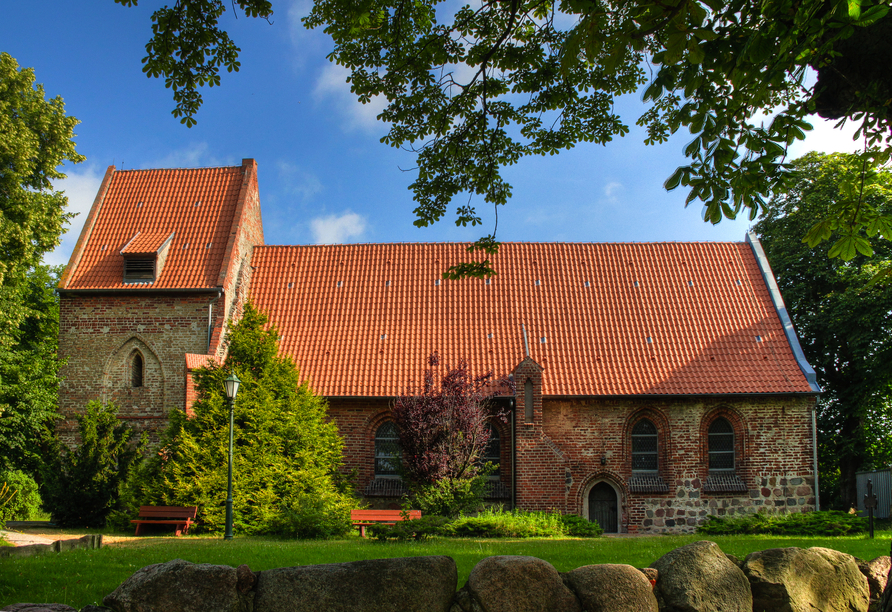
588 482 618 533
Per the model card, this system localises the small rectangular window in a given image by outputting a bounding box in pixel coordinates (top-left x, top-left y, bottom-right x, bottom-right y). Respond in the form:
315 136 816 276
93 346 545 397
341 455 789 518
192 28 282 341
123 258 154 283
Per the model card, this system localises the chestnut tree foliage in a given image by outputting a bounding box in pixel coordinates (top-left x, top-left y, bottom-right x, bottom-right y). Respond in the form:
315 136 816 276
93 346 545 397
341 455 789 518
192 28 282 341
753 152 892 510
392 352 511 516
120 0 892 276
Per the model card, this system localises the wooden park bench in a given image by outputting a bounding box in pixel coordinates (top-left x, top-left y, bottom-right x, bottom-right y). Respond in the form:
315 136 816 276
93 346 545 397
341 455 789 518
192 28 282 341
131 505 197 536
351 509 421 537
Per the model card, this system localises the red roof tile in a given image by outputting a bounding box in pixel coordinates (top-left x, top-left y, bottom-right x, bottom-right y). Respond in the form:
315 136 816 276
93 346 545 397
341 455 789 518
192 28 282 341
63 165 250 289
121 232 174 256
185 353 218 370
249 242 814 397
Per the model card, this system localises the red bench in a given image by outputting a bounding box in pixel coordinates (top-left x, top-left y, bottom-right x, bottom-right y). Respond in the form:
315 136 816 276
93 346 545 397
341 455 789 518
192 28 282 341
351 509 421 537
131 505 197 536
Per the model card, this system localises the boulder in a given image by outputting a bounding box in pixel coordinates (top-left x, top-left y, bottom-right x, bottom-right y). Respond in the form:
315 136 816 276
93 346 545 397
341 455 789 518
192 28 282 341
858 556 890 610
0 606 77 612
564 564 658 611
650 540 751 612
743 546 869 612
102 558 241 612
637 567 659 585
254 555 456 612
461 556 581 612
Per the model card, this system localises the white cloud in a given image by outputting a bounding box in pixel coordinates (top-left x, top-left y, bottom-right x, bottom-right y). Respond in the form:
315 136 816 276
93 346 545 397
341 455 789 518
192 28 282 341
285 0 324 68
44 165 105 267
277 161 323 201
603 181 623 201
310 211 367 244
147 142 227 169
313 63 387 132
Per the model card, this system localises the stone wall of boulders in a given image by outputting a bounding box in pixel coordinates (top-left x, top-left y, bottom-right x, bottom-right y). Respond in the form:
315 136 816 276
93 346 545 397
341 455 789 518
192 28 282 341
3 540 890 612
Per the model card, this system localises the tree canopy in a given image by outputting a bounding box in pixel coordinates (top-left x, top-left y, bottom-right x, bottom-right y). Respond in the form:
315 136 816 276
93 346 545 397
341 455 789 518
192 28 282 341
120 0 892 276
0 265 65 475
0 53 83 300
753 152 892 509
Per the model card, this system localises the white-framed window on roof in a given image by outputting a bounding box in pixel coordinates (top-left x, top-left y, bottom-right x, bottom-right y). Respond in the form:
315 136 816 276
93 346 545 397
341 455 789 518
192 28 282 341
631 419 658 472
374 421 401 478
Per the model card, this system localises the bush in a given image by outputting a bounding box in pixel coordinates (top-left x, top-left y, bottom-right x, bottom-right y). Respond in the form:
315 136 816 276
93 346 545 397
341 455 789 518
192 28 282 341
697 510 867 536
0 470 42 524
41 401 145 528
370 508 602 540
368 515 453 541
408 474 490 519
560 513 604 537
135 303 354 536
272 489 354 539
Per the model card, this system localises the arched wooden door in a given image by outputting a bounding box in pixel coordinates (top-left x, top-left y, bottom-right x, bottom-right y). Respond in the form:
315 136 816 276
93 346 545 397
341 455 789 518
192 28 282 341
588 482 618 533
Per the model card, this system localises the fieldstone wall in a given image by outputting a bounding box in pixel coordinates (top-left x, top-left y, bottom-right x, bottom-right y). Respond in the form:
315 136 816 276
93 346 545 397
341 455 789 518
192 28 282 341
4 542 885 612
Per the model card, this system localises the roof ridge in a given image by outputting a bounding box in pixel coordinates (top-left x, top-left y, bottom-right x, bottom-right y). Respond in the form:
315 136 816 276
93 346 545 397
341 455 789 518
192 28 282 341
114 165 243 173
254 240 747 248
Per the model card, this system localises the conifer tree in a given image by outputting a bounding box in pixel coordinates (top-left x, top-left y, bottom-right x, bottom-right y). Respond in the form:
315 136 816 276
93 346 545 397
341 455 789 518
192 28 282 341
138 302 353 537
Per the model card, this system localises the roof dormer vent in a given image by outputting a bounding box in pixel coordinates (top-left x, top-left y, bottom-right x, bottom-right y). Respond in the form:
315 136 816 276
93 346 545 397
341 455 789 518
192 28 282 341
120 231 175 284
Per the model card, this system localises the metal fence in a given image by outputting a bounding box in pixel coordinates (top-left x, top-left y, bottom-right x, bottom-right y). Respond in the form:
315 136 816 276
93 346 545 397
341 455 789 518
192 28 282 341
857 469 892 519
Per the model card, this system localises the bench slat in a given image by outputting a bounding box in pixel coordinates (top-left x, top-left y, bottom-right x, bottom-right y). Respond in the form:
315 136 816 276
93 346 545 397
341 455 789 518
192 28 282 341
133 506 197 536
350 509 421 537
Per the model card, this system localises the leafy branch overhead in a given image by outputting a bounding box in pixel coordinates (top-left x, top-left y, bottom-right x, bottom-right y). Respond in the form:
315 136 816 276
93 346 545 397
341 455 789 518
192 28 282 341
123 0 892 274
113 0 273 127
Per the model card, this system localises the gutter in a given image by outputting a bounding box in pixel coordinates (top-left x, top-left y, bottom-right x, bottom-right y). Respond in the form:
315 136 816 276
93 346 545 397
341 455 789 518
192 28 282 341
57 288 224 296
746 231 821 393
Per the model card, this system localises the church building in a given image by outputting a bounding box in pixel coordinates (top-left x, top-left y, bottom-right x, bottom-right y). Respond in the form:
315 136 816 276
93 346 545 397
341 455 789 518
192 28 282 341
57 159 821 534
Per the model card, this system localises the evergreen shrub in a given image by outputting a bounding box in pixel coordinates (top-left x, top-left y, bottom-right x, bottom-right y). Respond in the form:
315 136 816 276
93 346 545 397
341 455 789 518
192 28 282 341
134 303 354 537
41 401 145 527
697 510 867 536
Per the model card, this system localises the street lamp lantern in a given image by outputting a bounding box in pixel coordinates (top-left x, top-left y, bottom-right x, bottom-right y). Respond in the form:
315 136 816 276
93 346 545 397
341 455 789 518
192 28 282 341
224 373 241 402
223 372 241 540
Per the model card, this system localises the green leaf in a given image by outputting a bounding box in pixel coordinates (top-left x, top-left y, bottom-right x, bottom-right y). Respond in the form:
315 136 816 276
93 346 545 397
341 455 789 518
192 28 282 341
664 166 685 190
848 0 862 20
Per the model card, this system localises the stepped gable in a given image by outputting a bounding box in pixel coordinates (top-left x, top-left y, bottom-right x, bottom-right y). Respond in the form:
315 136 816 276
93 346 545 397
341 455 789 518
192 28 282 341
59 163 253 290
248 241 814 398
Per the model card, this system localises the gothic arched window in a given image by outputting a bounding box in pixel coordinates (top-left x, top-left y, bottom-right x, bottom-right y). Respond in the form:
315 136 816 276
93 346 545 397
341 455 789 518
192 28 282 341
131 352 144 388
374 421 400 477
708 418 735 471
631 419 658 472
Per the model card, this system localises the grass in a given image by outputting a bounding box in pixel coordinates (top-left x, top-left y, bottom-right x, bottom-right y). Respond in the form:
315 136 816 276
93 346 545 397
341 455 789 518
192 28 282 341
2 530 891 609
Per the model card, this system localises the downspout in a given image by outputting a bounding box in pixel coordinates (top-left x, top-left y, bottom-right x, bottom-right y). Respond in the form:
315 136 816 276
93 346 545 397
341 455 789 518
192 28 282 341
208 292 222 354
812 404 821 511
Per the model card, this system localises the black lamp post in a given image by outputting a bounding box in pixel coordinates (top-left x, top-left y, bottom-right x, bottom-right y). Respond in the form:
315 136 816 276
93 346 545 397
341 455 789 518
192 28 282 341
223 372 241 540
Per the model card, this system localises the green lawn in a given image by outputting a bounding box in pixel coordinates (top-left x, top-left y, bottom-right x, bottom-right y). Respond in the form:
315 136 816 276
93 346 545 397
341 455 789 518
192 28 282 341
2 532 891 609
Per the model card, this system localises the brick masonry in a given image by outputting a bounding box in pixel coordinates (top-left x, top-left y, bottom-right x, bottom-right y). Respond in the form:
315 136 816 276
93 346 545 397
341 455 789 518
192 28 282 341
57 293 220 445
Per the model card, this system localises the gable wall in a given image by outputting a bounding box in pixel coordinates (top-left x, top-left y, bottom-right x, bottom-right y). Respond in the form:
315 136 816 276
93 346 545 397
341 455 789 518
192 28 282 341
57 293 219 445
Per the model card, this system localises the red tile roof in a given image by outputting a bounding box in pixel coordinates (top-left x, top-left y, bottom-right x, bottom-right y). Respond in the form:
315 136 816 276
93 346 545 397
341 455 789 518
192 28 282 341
185 353 218 370
121 232 174 256
62 165 250 289
249 242 814 398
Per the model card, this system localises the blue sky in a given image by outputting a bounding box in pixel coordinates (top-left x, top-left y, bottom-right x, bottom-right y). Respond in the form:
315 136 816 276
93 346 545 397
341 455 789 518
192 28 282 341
3 1 862 267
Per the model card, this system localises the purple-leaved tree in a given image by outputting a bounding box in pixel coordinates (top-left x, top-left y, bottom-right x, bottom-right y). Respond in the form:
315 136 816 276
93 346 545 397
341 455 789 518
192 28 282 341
391 352 512 516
